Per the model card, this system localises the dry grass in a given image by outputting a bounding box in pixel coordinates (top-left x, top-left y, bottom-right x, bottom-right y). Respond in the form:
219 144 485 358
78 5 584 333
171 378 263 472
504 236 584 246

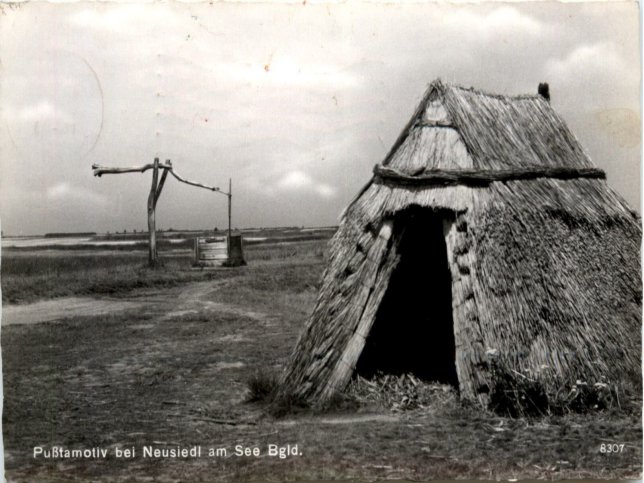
2 242 642 481
1 239 328 304
345 373 459 412
1 253 227 304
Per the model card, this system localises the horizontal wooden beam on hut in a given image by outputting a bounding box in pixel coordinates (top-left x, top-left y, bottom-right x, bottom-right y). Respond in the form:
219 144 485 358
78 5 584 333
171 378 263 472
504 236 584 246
414 120 455 128
373 165 606 187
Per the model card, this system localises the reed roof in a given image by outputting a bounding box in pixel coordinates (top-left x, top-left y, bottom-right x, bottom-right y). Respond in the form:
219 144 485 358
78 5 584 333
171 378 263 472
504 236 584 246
280 80 641 407
383 79 593 174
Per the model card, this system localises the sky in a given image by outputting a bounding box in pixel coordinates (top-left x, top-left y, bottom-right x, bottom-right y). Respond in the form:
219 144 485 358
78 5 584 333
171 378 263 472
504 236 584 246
0 1 640 235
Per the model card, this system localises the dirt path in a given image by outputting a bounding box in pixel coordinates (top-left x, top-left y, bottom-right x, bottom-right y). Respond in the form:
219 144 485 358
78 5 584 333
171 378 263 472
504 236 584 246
2 297 143 326
1 280 264 326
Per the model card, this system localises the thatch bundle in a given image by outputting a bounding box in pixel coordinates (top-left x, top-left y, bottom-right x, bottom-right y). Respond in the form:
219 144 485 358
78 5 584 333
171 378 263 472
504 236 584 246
280 79 641 407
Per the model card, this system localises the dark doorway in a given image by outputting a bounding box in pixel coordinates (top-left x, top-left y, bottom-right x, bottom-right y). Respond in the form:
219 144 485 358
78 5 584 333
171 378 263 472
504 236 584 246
355 209 458 386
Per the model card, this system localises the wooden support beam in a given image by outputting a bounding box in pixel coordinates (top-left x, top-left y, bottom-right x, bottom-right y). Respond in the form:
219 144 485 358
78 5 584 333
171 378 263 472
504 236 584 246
92 162 171 177
154 160 171 206
92 161 224 194
167 168 220 192
147 158 160 266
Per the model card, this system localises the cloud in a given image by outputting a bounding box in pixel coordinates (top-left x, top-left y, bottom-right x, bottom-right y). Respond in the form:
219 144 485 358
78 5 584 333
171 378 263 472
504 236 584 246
276 170 337 199
47 182 108 206
10 100 72 123
255 57 358 88
542 41 639 109
277 170 313 190
545 42 633 82
483 7 542 35
188 57 359 90
68 5 180 34
47 182 71 198
442 6 543 38
314 183 336 199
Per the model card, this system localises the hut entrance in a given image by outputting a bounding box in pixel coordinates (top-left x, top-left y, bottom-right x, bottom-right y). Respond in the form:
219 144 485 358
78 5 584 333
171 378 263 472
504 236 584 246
356 210 458 386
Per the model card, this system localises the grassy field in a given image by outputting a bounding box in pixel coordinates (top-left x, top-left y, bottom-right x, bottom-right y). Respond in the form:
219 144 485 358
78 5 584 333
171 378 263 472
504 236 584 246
1 237 641 481
1 239 325 304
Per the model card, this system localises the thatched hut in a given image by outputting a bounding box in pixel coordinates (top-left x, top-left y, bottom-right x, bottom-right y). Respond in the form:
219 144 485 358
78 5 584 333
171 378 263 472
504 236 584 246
281 79 641 406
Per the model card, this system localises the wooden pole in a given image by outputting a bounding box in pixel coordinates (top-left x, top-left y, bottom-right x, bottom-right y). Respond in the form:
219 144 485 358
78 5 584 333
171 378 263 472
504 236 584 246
228 178 232 241
147 158 160 267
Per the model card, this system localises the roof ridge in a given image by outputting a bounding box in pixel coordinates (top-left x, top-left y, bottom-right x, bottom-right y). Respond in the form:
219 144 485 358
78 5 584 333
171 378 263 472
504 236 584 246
381 79 592 173
431 79 545 101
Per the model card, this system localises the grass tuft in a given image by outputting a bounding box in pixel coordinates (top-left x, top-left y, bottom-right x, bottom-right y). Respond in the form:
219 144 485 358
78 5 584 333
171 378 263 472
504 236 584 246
488 361 639 417
244 369 312 417
245 370 279 403
267 392 310 418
